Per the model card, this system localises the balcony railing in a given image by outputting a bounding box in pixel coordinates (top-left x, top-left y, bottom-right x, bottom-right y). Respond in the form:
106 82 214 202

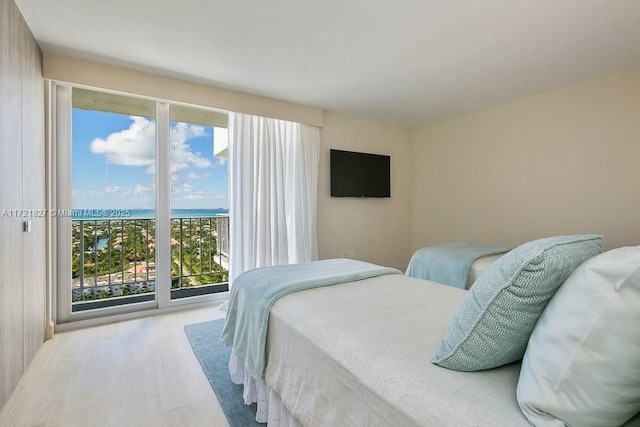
71 215 229 312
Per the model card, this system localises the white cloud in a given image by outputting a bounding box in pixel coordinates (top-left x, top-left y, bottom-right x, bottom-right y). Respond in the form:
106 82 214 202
104 185 126 194
213 156 228 167
134 184 152 194
90 117 213 182
81 117 227 209
73 184 158 209
171 186 223 204
170 123 212 178
90 117 155 166
181 193 206 200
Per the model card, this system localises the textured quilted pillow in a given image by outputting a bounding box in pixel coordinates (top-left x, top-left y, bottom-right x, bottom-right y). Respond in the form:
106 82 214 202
432 235 603 371
518 246 640 427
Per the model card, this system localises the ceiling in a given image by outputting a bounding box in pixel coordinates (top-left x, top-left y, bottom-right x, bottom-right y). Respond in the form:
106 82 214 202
14 0 640 127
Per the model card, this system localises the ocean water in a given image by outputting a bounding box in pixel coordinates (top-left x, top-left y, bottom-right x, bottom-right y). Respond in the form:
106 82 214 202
72 208 229 220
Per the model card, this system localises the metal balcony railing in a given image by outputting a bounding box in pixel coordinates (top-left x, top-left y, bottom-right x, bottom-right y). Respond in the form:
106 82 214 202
71 215 229 312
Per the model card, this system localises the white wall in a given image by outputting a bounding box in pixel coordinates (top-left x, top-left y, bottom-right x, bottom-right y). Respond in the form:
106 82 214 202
317 112 412 270
410 66 640 252
43 52 323 127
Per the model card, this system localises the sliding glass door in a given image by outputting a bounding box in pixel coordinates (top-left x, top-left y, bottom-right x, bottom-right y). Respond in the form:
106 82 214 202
168 106 229 301
70 89 157 313
55 85 229 323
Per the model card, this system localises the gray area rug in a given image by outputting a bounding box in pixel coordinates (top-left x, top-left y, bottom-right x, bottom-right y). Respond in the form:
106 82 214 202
184 319 261 426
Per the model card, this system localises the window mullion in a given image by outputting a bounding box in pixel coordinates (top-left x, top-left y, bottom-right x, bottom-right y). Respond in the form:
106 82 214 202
155 102 171 308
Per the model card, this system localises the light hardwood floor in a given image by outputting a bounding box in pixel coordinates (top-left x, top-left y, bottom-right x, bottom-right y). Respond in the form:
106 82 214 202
0 304 230 427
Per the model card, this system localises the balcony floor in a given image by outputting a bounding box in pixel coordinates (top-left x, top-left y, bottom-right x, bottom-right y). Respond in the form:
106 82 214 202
0 304 229 426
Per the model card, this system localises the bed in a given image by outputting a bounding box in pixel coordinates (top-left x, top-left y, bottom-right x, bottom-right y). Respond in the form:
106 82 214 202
223 239 640 427
263 274 528 426
222 259 528 426
468 253 504 283
405 243 510 289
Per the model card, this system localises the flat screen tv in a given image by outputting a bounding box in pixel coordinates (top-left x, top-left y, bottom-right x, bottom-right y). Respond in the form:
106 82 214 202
330 149 390 198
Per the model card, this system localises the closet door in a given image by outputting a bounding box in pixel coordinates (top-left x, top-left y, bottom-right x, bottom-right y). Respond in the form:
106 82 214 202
20 14 45 368
0 0 45 406
0 0 25 406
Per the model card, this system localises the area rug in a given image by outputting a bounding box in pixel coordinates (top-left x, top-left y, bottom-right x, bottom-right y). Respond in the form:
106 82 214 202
184 319 261 426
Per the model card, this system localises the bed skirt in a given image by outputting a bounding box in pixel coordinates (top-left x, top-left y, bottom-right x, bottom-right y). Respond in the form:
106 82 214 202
229 354 302 426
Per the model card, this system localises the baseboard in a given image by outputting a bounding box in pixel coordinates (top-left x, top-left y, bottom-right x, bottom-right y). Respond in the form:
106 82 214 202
55 293 228 333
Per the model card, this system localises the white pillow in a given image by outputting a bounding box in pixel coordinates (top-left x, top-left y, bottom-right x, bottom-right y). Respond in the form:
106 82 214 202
517 246 640 427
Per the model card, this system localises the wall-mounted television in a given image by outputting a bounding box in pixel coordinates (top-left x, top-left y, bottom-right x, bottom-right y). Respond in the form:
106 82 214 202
330 149 391 198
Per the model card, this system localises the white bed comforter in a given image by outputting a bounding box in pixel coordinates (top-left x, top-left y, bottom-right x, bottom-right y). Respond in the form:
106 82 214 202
221 259 401 379
263 274 529 426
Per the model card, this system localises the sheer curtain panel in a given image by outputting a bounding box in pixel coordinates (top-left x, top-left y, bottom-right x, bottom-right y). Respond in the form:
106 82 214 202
228 113 320 283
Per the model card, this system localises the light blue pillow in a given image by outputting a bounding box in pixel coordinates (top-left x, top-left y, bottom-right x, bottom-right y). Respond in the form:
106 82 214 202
518 246 640 427
432 235 603 371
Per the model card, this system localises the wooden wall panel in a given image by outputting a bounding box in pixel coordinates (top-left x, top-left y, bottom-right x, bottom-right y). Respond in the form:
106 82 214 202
21 2 45 369
0 0 45 408
1 0 26 406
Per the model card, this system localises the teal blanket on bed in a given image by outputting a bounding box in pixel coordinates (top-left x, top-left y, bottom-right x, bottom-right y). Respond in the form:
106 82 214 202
220 258 401 379
406 242 509 289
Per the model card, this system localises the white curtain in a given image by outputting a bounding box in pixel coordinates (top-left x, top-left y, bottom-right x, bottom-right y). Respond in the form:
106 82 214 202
228 113 320 283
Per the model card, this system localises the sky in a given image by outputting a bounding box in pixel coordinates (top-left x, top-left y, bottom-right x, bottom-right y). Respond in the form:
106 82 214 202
72 109 228 210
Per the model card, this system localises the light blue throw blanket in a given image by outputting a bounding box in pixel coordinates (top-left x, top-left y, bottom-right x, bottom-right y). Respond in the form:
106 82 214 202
406 242 510 288
220 258 401 379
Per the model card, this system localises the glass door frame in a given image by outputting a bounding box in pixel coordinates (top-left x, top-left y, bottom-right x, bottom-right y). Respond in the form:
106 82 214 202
53 84 225 324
